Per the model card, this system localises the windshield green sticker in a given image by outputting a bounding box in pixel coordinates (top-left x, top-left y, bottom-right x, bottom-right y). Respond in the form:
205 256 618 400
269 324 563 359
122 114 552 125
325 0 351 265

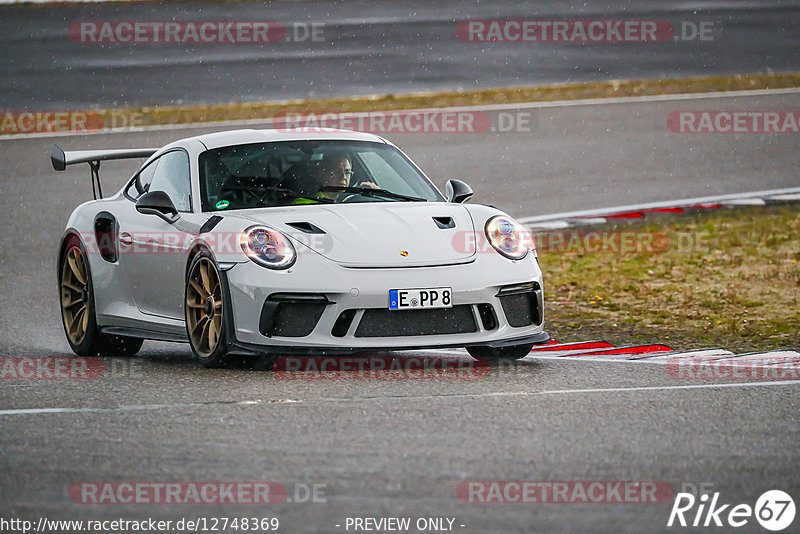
215 200 230 210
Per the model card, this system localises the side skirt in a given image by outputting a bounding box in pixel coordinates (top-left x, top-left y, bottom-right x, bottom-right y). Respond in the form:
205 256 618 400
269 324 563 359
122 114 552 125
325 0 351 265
99 325 188 343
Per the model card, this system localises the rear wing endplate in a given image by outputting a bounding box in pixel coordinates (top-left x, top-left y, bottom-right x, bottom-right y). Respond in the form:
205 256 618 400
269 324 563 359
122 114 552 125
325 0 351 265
50 144 158 199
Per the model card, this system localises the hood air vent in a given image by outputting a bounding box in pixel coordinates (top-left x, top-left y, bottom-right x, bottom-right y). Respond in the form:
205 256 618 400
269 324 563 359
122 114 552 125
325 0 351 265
286 222 326 234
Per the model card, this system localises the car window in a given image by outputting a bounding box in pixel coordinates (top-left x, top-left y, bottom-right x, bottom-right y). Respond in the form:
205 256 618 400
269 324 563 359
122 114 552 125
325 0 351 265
199 140 443 211
126 158 158 200
355 151 423 198
148 150 192 212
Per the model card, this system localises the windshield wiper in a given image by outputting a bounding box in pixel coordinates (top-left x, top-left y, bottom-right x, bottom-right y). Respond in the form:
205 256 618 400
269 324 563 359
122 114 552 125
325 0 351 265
320 186 426 202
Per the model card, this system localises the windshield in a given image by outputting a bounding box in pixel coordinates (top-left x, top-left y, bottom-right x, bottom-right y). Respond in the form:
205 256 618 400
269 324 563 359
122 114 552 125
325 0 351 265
199 140 444 211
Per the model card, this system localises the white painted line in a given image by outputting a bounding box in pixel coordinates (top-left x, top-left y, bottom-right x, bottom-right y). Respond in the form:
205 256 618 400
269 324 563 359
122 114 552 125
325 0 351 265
0 398 299 417
526 220 571 230
527 342 611 352
425 87 800 114
3 87 799 141
727 350 800 358
529 355 670 365
0 404 175 416
641 349 736 361
529 349 746 365
713 351 800 363
570 217 609 226
563 354 636 360
518 187 800 223
539 380 800 395
722 198 766 206
565 353 667 361
525 349 612 358
4 377 798 416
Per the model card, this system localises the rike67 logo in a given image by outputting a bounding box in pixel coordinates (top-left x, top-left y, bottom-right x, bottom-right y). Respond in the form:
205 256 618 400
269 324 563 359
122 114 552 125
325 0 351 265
668 488 795 531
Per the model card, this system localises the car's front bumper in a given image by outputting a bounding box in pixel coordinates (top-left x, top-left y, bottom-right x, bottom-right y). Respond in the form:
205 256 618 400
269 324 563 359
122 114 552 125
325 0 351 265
220 251 547 356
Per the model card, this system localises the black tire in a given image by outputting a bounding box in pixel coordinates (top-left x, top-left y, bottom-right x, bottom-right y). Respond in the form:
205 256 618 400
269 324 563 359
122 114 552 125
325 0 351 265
59 235 144 357
185 251 238 368
466 343 534 361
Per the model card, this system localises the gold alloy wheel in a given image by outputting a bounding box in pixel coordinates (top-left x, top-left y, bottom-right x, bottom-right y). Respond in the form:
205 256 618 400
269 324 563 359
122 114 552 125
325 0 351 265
60 246 90 346
186 257 224 358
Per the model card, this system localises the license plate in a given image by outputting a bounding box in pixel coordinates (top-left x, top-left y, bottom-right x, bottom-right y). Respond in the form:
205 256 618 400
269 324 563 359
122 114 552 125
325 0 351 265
389 288 452 310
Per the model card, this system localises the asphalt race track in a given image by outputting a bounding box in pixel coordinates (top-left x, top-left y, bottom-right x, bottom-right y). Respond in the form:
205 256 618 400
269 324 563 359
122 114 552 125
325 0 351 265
2 89 799 351
1 90 799 533
1 0 800 109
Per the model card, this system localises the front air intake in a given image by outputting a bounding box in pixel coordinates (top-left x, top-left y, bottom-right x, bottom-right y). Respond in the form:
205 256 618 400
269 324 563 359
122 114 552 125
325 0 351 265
354 306 477 338
497 282 543 327
259 294 330 337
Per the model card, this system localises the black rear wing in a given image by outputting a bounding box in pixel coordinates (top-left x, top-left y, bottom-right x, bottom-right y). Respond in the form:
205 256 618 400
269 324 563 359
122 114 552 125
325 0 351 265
50 144 158 199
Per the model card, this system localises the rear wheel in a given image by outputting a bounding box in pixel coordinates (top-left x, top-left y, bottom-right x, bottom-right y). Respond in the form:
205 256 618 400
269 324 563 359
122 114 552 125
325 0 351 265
185 252 236 368
59 236 143 356
466 343 534 362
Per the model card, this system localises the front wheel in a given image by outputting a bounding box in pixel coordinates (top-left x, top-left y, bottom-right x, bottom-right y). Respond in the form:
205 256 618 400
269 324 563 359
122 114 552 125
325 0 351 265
466 343 534 361
185 252 236 368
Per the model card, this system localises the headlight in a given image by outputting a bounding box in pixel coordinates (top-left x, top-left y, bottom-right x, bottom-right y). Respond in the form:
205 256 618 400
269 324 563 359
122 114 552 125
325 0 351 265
240 226 296 269
485 216 532 260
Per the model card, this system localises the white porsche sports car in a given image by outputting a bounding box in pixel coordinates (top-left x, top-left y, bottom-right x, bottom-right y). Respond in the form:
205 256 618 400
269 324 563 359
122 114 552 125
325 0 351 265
52 129 547 367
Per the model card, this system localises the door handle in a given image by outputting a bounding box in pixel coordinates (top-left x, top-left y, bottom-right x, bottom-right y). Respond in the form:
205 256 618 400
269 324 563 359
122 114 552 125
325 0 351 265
119 232 133 246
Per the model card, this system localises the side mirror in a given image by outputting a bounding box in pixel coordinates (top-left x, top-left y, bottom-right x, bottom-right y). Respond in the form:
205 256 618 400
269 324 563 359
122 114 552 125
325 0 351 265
136 190 179 223
445 179 473 204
